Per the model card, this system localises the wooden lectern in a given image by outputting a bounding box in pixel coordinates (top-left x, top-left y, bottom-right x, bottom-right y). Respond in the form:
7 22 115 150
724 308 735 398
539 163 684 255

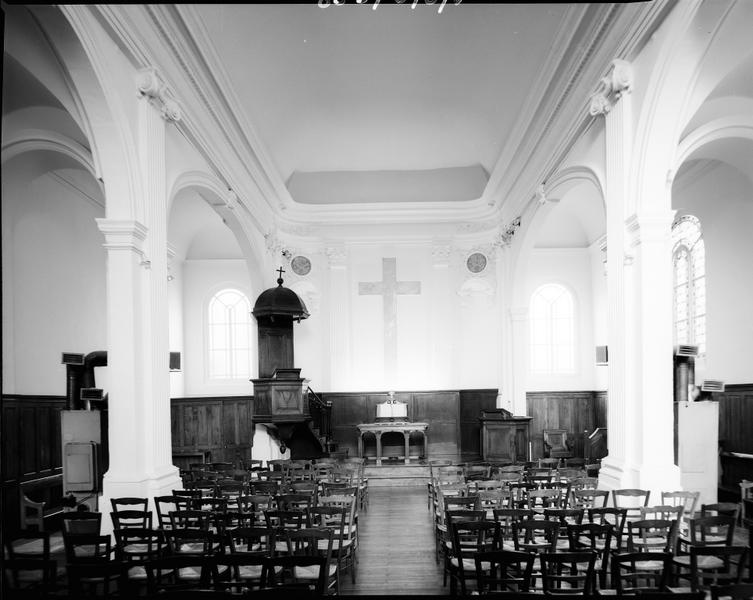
480 409 531 462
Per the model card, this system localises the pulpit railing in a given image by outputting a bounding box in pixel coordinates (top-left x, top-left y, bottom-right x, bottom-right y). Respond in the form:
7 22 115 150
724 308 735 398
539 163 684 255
307 387 331 443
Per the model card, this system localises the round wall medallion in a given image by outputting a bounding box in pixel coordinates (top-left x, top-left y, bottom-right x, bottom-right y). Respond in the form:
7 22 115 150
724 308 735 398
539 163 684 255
466 252 487 274
291 255 311 276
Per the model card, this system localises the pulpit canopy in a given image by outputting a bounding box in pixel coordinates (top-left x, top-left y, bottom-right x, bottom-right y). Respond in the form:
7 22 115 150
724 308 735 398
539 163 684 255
252 272 309 321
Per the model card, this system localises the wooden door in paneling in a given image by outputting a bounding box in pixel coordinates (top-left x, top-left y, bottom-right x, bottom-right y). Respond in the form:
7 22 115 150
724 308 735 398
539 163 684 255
221 399 252 465
411 391 459 459
329 395 372 457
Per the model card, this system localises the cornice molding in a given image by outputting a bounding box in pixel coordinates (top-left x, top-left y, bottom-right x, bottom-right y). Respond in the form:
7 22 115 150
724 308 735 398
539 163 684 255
491 1 669 224
96 218 148 253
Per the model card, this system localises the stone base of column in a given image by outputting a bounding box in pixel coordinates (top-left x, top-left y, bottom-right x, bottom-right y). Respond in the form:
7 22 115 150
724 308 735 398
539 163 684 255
598 455 681 502
100 465 182 534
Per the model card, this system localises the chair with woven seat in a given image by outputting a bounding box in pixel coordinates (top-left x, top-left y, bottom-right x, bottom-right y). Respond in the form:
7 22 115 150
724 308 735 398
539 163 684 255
447 519 502 596
114 527 168 596
111 509 153 530
221 527 277 591
567 522 613 589
473 549 535 594
702 502 742 522
614 488 651 526
673 545 748 593
169 509 213 531
492 508 535 551
540 550 598 595
588 507 628 550
308 505 353 591
435 495 480 563
111 496 148 513
511 518 560 554
4 529 63 597
3 557 60 599
66 560 128 598
526 487 563 511
281 527 337 595
627 519 679 554
610 551 674 595
571 488 609 510
61 510 102 535
144 554 218 596
260 555 328 596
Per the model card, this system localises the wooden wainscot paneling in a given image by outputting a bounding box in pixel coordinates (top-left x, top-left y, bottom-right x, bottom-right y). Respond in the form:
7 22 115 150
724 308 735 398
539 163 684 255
411 391 459 459
1 395 66 535
459 389 498 460
171 396 253 469
715 384 753 496
526 391 603 460
324 390 460 460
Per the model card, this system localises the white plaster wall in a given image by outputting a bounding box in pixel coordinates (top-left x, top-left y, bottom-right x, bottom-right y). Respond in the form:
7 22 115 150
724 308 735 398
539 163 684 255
168 260 185 398
673 164 753 384
323 243 500 392
524 248 598 391
1 159 106 395
182 258 257 396
589 239 609 391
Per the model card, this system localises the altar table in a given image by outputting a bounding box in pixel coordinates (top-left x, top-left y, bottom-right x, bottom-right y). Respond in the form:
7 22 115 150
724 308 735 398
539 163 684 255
356 422 429 465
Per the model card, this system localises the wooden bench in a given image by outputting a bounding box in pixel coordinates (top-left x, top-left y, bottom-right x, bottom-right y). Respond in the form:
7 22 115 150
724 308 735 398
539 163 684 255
19 474 64 531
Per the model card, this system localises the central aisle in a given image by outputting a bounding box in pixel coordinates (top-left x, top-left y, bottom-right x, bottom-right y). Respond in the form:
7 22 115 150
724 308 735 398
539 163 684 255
340 486 446 596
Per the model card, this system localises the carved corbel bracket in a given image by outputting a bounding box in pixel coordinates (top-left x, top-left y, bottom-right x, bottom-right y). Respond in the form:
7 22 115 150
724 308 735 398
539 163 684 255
589 59 633 116
137 67 182 122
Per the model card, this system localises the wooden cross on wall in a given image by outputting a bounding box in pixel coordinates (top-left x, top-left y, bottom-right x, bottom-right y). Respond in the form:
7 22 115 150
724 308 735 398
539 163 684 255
358 258 421 381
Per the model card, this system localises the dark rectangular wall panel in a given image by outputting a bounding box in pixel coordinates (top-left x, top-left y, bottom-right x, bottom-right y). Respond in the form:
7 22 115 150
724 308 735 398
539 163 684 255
526 391 604 460
459 389 498 460
714 384 753 495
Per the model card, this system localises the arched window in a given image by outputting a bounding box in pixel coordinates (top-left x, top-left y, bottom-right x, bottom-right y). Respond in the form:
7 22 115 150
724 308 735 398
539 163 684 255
530 283 575 374
207 288 252 379
672 215 706 354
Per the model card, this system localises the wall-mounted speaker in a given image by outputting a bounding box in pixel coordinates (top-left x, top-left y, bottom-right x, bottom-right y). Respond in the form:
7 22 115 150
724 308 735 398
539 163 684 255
169 352 181 371
595 345 608 365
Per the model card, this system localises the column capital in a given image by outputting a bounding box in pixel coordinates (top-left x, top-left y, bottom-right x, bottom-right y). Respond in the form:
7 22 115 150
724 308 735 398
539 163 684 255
325 245 347 267
589 59 634 116
625 209 677 247
97 218 148 251
136 67 181 122
431 243 452 267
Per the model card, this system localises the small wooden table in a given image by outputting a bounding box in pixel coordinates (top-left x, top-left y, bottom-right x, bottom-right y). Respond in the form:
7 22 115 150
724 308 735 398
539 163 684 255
356 422 429 465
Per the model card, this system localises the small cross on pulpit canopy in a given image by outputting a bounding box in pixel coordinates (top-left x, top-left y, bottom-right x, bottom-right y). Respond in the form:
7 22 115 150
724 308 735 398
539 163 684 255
276 266 285 284
358 258 421 381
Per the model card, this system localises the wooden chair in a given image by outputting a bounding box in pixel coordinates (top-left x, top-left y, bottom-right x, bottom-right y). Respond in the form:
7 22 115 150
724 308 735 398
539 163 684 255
674 545 748 592
740 481 753 524
571 488 609 509
282 527 337 595
113 527 167 595
223 527 277 591
144 554 218 596
61 510 102 535
512 518 560 554
308 505 354 591
66 560 128 598
473 549 535 594
212 552 268 594
447 519 502 596
260 555 328 596
627 519 678 554
543 429 573 460
110 496 148 513
3 530 64 594
702 502 742 522
3 557 60 598
540 550 597 595
588 507 628 550
613 488 651 523
610 551 673 595
567 522 614 589
492 508 535 551
111 509 153 529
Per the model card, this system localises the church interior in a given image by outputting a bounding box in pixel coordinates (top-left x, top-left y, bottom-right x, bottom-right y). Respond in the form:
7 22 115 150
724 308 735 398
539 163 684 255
2 1 752 597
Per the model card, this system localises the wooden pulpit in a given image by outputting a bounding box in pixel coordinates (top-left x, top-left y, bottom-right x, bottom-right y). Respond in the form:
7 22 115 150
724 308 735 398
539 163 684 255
480 409 531 462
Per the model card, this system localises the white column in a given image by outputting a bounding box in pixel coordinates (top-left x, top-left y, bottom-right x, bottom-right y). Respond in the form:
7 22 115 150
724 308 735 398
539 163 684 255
431 244 453 389
509 306 528 416
325 246 350 391
589 60 633 489
627 211 681 495
496 245 515 412
97 67 182 532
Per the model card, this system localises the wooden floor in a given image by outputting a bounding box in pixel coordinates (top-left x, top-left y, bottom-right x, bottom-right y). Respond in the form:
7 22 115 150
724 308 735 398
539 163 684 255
340 486 446 596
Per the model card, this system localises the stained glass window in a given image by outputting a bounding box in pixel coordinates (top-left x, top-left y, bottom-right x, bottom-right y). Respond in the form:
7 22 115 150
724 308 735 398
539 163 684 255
207 289 252 379
530 283 575 374
672 215 706 354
